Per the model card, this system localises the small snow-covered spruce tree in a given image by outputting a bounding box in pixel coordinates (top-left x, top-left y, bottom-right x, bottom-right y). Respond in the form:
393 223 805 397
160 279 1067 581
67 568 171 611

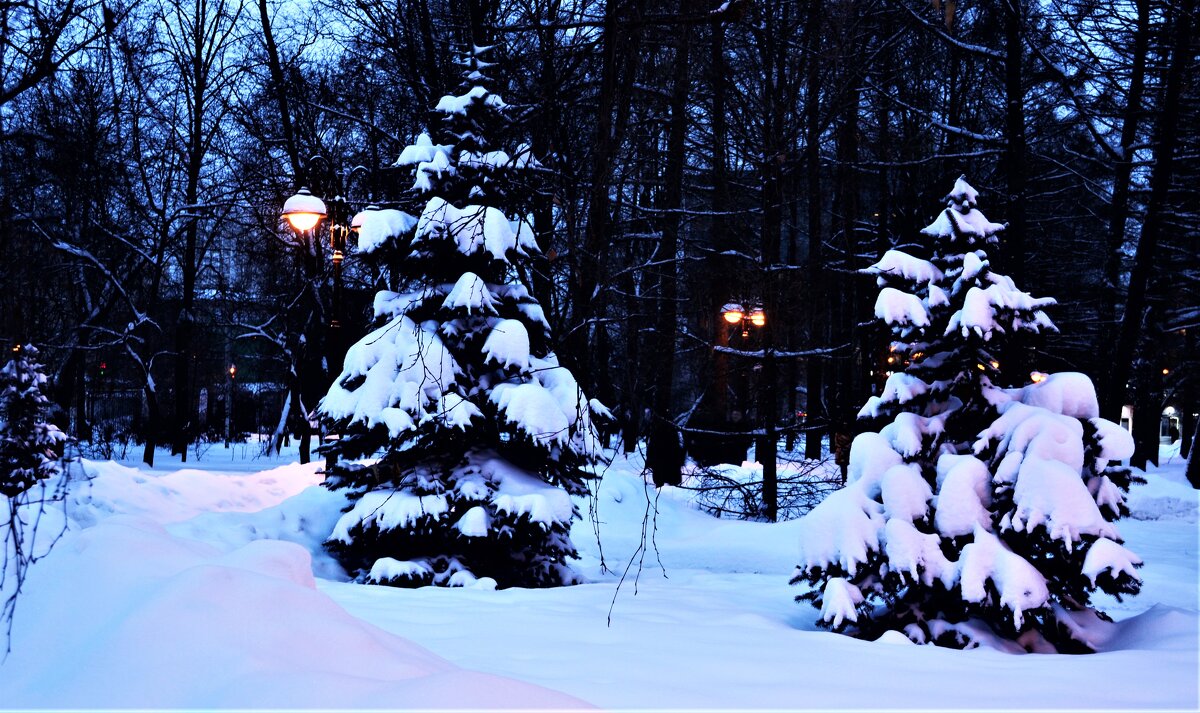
790 178 1142 652
317 47 601 589
2 344 69 639
1 345 67 499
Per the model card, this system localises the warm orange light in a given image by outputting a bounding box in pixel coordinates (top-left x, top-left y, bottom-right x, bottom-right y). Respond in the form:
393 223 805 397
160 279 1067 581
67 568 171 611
1162 368 1170 376
282 188 327 233
887 355 896 364
976 363 987 371
749 309 765 327
723 309 744 324
1030 371 1047 383
990 360 1000 369
229 365 237 379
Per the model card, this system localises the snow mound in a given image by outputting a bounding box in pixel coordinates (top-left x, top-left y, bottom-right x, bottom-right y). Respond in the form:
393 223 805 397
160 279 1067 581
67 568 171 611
68 459 325 527
0 516 584 709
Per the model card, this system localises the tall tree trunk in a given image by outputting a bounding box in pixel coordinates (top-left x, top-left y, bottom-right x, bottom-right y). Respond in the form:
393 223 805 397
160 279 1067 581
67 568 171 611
803 0 824 461
566 0 621 392
1186 416 1200 489
142 382 160 468
647 3 691 487
832 80 862 452
1098 0 1151 417
414 0 442 101
1002 0 1027 277
1105 0 1194 429
529 19 559 315
708 15 733 431
566 0 640 397
758 3 788 520
258 0 302 184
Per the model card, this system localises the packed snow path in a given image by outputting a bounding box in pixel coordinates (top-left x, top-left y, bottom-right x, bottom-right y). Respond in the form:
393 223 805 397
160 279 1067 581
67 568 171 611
0 445 1196 709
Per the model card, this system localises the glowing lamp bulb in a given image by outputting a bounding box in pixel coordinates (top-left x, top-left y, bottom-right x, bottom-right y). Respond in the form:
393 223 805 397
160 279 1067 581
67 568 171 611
1030 371 1047 383
749 309 765 327
281 188 327 233
722 303 745 324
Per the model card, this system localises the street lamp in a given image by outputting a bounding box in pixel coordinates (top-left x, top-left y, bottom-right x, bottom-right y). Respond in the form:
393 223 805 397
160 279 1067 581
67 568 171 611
722 302 766 338
281 188 326 232
225 363 236 448
718 300 776 518
281 181 369 469
281 187 351 330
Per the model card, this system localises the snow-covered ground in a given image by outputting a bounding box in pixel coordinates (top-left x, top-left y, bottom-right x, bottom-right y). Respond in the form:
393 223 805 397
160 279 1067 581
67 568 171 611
1 441 1196 709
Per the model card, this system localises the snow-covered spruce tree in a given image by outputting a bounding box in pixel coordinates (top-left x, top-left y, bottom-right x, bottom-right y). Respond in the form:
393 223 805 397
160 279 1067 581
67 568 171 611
790 178 1142 652
316 48 601 589
1 345 67 499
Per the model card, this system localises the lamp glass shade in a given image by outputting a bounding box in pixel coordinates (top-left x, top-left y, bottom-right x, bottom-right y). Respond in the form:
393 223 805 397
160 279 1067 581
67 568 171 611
749 310 766 327
282 189 327 232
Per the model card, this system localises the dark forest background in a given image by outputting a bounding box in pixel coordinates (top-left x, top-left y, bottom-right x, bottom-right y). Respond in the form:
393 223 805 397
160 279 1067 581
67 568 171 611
1 0 1196 480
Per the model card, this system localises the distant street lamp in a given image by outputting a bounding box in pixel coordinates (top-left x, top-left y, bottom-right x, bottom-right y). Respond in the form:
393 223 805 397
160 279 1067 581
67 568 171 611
718 300 775 519
225 363 236 448
722 302 766 339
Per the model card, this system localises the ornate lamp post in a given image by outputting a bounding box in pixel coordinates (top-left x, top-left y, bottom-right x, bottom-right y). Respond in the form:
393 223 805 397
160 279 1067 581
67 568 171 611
281 187 367 335
281 185 367 468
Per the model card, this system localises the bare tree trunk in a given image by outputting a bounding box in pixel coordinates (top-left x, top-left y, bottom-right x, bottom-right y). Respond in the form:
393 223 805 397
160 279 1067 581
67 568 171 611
803 0 824 461
1099 0 1149 336
258 0 302 183
566 0 640 395
757 2 788 520
270 390 291 456
1187 417 1200 489
646 4 690 487
1002 0 1027 277
142 382 160 467
414 0 442 102
1105 0 1193 431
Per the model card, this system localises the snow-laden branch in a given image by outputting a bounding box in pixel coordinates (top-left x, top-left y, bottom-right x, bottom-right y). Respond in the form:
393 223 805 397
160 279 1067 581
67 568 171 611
873 83 1005 145
715 345 845 359
47 240 158 332
890 0 1004 59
